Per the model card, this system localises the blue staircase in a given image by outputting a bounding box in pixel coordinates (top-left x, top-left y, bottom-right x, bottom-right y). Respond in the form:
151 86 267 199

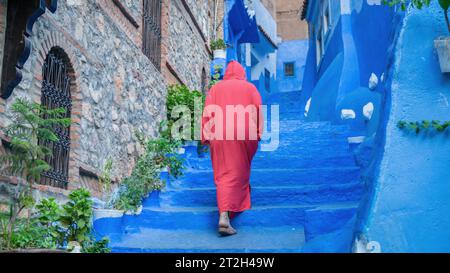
94 90 363 253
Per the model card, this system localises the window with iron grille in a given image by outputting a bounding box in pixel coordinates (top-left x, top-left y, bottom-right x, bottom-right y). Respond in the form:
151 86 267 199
39 48 72 189
142 0 162 70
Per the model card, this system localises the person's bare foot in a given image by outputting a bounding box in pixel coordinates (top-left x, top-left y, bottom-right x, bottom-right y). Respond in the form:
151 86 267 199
218 212 237 236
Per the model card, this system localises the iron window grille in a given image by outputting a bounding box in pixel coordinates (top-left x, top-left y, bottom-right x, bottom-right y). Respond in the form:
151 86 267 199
143 0 162 70
39 48 72 189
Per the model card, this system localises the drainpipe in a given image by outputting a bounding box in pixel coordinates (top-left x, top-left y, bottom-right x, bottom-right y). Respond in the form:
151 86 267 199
213 0 218 41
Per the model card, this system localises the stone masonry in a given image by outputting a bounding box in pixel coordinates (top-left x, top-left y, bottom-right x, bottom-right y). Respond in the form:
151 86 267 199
0 0 213 197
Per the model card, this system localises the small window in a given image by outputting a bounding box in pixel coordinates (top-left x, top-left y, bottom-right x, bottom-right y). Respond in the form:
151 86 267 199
284 62 295 77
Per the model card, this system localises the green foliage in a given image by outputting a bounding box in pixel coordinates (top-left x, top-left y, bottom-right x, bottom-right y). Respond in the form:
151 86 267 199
99 159 113 199
9 221 57 249
35 198 62 244
397 120 450 134
113 129 185 212
1 98 71 184
82 237 111 253
166 84 205 141
383 0 450 32
59 189 93 244
382 0 431 10
0 98 70 249
210 39 227 51
209 65 223 89
0 189 110 252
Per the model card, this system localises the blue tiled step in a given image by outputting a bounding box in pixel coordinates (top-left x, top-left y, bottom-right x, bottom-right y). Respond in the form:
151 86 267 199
165 167 361 189
158 182 364 208
110 226 305 253
121 202 359 231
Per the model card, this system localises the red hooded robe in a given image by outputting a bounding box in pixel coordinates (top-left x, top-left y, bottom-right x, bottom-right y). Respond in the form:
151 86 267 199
202 61 263 214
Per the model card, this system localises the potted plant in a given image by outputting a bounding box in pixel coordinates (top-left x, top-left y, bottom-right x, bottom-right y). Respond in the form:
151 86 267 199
434 0 450 72
384 0 450 72
92 159 126 221
210 39 227 60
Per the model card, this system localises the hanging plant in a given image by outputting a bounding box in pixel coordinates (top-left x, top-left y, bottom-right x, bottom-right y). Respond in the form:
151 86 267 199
383 0 450 32
397 120 450 134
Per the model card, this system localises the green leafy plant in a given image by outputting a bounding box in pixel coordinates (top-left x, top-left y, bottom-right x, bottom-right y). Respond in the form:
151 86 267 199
209 64 223 89
113 128 184 212
383 0 450 32
0 190 111 252
166 84 205 142
210 39 227 51
99 159 114 200
0 98 70 248
397 120 450 134
82 237 111 253
59 189 93 244
9 220 57 249
35 198 62 245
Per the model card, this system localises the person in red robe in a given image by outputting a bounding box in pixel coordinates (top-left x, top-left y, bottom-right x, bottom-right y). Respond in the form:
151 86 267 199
201 61 263 236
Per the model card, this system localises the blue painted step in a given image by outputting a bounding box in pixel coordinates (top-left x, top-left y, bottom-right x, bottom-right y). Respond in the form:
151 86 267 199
110 226 305 253
118 202 359 232
158 182 364 208
187 154 357 170
165 167 361 189
93 104 364 253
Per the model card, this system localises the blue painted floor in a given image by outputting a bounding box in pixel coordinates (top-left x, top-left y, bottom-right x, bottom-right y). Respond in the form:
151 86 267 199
94 90 363 253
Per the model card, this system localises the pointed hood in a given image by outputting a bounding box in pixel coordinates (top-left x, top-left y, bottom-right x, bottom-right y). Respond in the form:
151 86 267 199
223 61 247 81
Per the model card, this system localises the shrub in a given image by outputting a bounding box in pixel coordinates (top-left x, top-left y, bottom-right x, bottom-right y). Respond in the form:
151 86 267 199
113 129 184 212
210 39 227 51
166 84 205 142
0 189 110 252
59 189 93 244
0 98 70 249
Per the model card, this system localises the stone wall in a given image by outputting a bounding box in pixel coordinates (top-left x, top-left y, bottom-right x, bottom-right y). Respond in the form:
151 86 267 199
0 0 212 197
0 0 6 85
185 0 211 41
167 0 211 91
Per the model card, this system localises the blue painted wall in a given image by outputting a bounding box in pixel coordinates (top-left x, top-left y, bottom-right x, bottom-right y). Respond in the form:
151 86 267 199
360 1 450 252
276 40 309 93
224 0 277 101
300 1 396 135
299 0 450 252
